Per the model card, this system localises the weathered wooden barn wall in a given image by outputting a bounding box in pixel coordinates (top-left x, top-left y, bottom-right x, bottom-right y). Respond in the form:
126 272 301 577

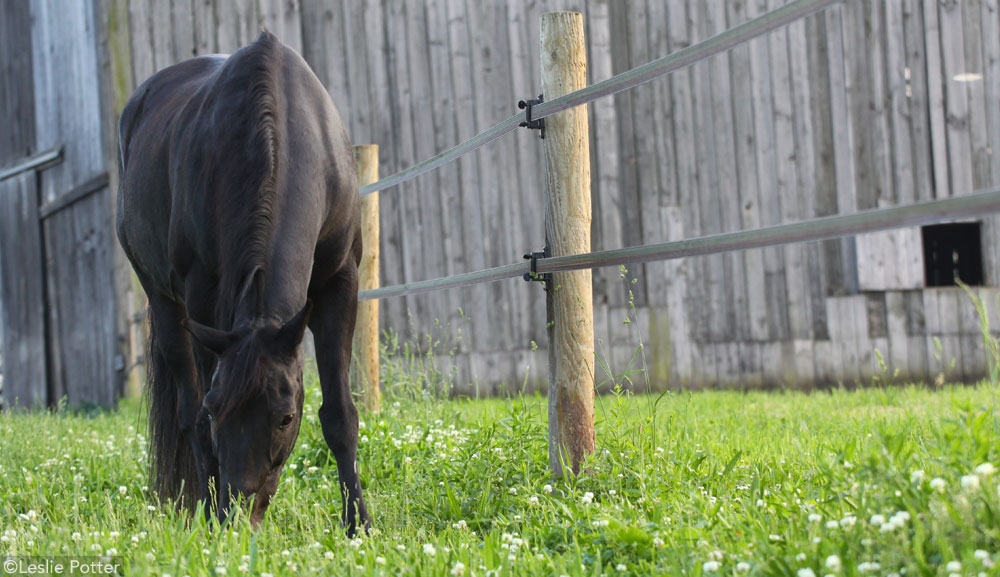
42 0 1000 394
0 0 123 408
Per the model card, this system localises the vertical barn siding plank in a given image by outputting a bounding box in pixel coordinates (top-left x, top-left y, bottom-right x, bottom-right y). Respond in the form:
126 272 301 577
642 0 674 311
769 0 809 340
901 0 934 203
151 0 173 71
128 0 155 83
587 0 626 310
467 1 514 352
446 0 490 352
937 0 974 197
749 0 789 341
627 0 655 307
886 1 917 208
506 0 546 344
0 174 47 408
690 2 729 344
961 0 990 191
726 0 769 342
825 5 859 294
661 207 693 387
260 0 302 54
608 1 642 305
191 0 216 55
666 0 706 344
404 0 450 347
981 0 1000 286
791 13 828 340
171 0 195 62
707 0 747 342
922 0 952 198
429 0 471 345
386 1 428 342
359 0 405 341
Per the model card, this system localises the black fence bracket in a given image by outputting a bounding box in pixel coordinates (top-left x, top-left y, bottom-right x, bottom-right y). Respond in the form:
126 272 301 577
518 94 545 139
523 248 551 289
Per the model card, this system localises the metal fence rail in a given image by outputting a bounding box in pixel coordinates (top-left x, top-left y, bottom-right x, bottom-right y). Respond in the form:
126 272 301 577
359 0 842 196
360 187 1000 301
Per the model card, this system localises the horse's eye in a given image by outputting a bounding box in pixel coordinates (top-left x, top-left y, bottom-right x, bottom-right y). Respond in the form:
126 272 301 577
278 413 294 430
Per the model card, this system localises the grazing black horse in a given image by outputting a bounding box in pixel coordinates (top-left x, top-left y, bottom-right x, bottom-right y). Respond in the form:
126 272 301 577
117 31 369 533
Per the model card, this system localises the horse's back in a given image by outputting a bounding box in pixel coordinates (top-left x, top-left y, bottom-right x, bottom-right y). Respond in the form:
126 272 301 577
118 33 358 316
117 55 227 296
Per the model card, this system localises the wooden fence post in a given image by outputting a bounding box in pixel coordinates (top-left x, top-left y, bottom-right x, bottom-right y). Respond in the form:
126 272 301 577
540 12 595 476
353 145 381 413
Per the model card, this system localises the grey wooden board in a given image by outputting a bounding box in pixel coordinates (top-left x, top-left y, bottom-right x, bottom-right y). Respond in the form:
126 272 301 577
0 173 48 408
10 0 1000 394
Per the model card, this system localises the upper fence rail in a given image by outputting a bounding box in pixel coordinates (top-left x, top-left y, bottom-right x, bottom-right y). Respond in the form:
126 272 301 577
359 0 842 197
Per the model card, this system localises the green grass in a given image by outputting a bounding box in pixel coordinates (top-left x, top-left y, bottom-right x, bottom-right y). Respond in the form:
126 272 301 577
2 378 1000 577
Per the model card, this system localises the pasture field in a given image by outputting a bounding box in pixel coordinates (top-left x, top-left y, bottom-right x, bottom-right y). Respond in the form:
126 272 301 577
1 375 999 577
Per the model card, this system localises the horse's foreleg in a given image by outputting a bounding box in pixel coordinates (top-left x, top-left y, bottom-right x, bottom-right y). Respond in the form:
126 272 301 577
311 265 371 536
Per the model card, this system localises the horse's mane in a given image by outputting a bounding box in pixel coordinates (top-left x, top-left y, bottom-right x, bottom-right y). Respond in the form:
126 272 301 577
214 30 282 331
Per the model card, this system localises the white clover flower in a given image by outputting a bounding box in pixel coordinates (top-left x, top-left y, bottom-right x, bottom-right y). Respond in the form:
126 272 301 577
324 551 334 560
396 545 406 551
870 514 886 526
349 538 362 549
946 561 962 572
910 469 926 484
736 562 751 573
769 534 782 542
71 532 81 542
976 463 996 477
118 486 127 495
652 537 665 548
450 561 466 576
543 484 553 494
825 520 839 530
826 555 841 571
808 513 822 523
796 553 807 562
581 491 594 504
423 543 437 556
975 550 990 561
857 561 880 573
238 564 248 573
708 550 724 562
702 561 721 572
798 569 816 577
375 557 386 565
508 487 517 495
930 477 947 492
962 475 981 491
615 564 626 572
839 515 856 529
144 553 155 562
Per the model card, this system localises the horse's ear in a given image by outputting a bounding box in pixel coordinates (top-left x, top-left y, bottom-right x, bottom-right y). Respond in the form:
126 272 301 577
273 300 313 352
183 319 241 356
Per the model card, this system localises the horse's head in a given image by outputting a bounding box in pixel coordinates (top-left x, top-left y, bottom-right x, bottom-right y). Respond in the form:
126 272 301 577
183 301 312 527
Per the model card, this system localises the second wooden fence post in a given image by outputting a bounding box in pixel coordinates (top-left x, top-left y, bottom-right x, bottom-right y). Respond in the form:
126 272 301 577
353 144 381 413
540 12 595 476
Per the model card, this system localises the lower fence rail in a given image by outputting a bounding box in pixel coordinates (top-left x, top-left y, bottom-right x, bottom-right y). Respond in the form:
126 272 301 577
359 186 1000 301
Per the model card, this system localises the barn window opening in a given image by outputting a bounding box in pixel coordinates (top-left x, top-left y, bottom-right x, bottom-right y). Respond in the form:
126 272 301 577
922 222 983 287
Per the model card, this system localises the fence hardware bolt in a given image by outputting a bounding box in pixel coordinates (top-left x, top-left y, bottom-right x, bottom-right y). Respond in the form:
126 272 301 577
518 94 545 138
523 249 551 288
